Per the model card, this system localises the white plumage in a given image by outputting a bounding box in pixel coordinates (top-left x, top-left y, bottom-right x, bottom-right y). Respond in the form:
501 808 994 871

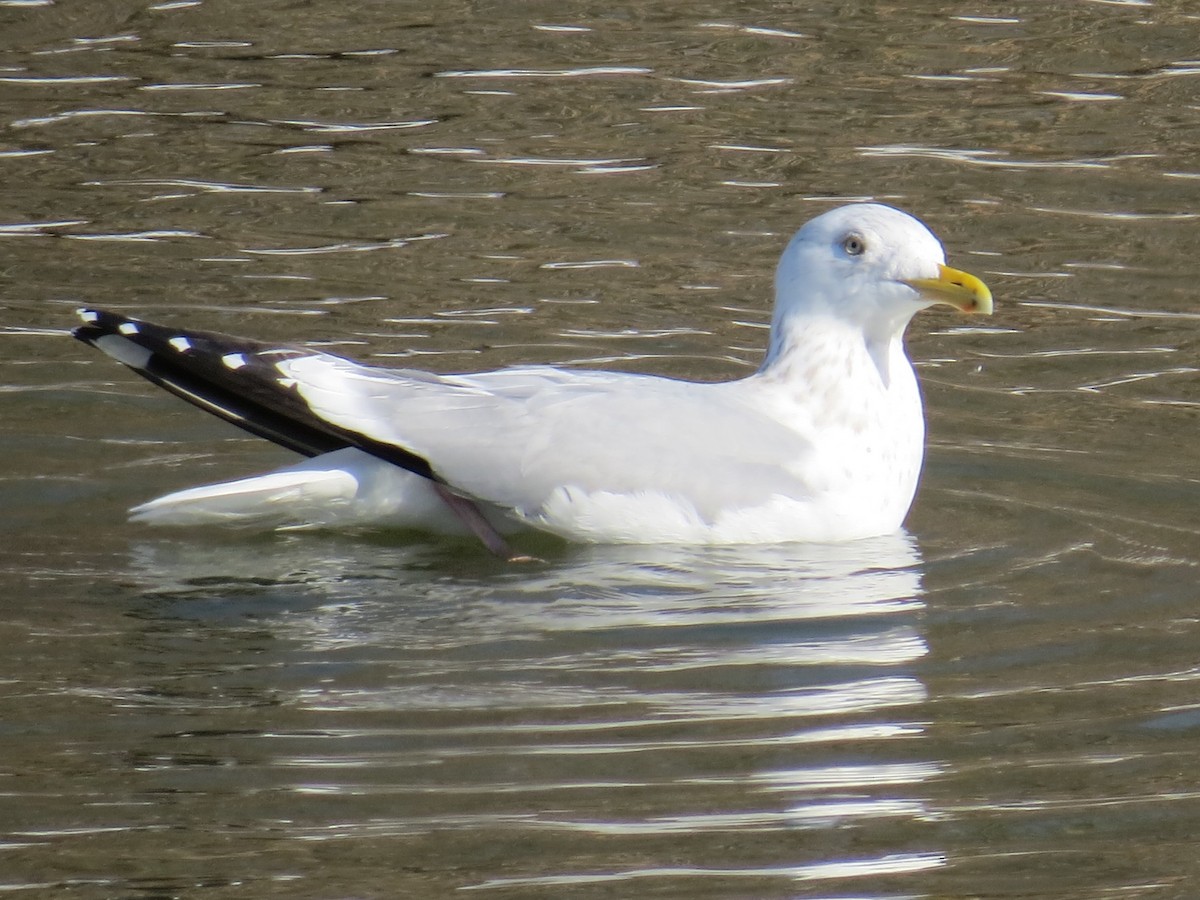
76 203 992 551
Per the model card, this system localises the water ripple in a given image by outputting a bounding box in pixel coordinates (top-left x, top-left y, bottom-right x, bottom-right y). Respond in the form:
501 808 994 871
268 117 438 133
66 229 207 242
857 145 1145 170
139 82 261 91
0 74 133 85
753 761 942 791
12 108 172 129
668 76 793 91
479 155 651 171
1021 301 1200 320
0 219 87 236
532 24 592 34
697 23 809 39
1028 205 1198 221
540 259 639 270
464 852 946 890
435 66 652 79
242 235 444 256
84 177 321 195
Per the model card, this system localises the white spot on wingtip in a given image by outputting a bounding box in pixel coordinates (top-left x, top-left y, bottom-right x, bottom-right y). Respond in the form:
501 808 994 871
78 309 99 323
222 352 248 370
168 336 192 352
95 334 152 369
118 321 140 335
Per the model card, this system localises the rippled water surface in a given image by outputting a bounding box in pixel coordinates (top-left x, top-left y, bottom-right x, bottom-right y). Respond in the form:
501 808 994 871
2 1 1199 897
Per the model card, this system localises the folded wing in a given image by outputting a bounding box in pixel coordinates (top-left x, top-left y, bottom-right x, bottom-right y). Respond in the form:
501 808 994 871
74 309 817 533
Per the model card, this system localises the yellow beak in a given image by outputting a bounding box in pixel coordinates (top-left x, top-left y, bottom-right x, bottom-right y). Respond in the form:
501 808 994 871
904 264 993 314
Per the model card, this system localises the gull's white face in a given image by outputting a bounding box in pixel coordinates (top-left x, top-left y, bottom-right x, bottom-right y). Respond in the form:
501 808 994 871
775 203 991 329
824 204 947 283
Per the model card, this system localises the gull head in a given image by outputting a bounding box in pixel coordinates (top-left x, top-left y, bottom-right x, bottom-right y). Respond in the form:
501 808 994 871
772 203 992 344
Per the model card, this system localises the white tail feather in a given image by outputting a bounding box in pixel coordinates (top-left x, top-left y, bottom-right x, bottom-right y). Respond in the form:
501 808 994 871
128 448 486 534
130 468 360 526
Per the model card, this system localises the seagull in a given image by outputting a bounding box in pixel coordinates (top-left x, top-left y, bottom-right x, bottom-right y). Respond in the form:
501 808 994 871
73 203 992 558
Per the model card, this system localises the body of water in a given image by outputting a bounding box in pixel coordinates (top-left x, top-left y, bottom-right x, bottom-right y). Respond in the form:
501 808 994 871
2 1 1198 897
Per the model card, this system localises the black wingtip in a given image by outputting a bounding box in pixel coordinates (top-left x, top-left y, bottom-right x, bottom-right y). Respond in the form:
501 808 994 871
70 306 442 480
72 307 116 346
72 308 151 354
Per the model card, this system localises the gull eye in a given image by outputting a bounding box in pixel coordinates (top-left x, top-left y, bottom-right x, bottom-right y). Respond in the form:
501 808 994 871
842 234 866 257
